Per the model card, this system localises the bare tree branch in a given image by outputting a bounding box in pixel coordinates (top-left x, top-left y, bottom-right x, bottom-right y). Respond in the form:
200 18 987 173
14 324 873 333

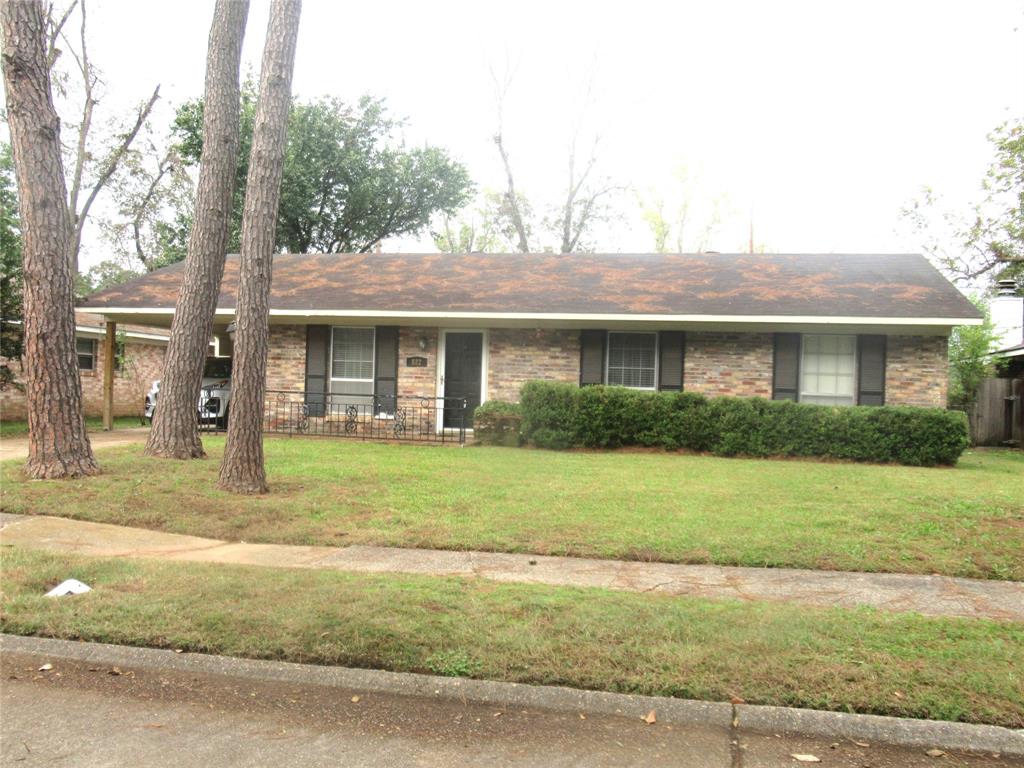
130 151 176 270
46 0 161 274
45 0 77 70
64 0 94 258
490 64 530 253
69 85 160 271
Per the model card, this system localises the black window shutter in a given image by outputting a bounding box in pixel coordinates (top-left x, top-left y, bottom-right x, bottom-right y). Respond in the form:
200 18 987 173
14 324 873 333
857 335 886 406
772 333 801 401
304 325 330 417
374 326 399 414
579 329 606 385
658 331 685 391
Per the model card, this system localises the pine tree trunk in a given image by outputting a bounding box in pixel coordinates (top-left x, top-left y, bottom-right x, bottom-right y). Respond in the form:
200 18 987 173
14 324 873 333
145 0 249 460
1 0 98 479
218 0 301 494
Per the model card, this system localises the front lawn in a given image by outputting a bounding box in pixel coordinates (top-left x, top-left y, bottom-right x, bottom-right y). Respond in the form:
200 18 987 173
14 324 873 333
2 547 1020 727
2 439 1022 579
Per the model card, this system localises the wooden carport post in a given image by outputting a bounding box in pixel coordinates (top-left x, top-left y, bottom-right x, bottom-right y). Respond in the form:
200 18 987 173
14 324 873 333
102 320 116 430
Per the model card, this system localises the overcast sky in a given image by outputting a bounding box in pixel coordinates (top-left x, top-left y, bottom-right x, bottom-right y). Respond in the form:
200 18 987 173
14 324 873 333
34 0 1024 268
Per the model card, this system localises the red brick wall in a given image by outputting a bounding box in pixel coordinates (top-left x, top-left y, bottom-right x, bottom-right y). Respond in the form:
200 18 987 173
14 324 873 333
178 326 953 416
885 335 948 408
397 326 439 400
488 328 580 402
264 325 307 392
684 331 774 398
0 339 165 420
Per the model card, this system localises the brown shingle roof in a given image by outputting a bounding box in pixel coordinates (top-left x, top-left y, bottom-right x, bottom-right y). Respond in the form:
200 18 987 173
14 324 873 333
80 252 981 319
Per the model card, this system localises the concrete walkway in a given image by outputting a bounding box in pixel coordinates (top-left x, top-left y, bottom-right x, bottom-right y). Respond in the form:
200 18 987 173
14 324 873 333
2 514 1022 621
0 427 150 462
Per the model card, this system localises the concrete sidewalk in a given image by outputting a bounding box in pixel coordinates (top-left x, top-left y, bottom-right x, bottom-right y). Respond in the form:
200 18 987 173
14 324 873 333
2 513 1022 621
0 427 150 462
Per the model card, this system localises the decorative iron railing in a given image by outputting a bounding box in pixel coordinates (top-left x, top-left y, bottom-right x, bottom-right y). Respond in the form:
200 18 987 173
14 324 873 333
199 389 469 445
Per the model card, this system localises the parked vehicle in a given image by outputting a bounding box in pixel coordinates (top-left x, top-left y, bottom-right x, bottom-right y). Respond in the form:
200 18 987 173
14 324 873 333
145 357 233 428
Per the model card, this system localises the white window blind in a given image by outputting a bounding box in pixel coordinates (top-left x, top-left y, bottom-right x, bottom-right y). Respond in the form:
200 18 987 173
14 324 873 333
800 334 855 406
607 332 657 389
331 327 375 381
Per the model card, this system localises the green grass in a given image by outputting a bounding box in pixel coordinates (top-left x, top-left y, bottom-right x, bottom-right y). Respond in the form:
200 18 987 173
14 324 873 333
2 438 1022 580
1 547 1020 727
0 416 144 439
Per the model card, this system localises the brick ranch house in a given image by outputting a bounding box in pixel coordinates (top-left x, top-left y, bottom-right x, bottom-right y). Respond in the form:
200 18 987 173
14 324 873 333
79 252 981 432
0 311 168 421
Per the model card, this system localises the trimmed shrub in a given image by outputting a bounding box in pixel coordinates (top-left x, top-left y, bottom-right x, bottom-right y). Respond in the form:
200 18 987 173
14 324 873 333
519 381 579 449
473 401 523 447
517 381 970 466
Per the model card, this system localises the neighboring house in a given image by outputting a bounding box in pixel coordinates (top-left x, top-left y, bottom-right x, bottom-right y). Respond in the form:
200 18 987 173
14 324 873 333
0 311 168 421
79 253 981 431
970 279 1024 447
989 279 1024 379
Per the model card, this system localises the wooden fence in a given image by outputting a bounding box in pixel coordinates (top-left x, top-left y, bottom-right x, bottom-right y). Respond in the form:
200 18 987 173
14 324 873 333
969 378 1023 447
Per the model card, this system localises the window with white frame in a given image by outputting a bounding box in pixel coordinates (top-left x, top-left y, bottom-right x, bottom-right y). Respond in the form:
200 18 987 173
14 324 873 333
606 332 657 389
331 327 375 381
76 338 96 371
800 334 855 405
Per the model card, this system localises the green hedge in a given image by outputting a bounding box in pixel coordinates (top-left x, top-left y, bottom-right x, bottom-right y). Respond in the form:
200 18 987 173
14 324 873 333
517 382 969 466
472 401 523 447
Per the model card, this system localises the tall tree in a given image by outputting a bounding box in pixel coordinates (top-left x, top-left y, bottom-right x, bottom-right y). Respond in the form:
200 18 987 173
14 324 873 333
218 0 301 495
1 0 97 478
171 90 471 254
489 66 621 254
490 67 531 253
144 0 249 460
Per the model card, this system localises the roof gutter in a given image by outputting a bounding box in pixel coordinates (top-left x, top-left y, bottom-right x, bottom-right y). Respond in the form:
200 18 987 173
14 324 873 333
86 307 984 327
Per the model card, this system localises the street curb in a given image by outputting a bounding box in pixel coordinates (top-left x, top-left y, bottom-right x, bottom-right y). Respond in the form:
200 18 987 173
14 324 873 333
2 634 1022 757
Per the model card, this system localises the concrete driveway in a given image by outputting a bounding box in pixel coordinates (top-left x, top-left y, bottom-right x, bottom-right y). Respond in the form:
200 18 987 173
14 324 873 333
0 427 150 462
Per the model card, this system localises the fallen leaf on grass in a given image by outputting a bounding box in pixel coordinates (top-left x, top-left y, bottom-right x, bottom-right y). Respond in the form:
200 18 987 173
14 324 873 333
791 755 821 763
350 695 360 703
37 664 52 672
853 741 870 748
926 749 946 757
643 710 657 724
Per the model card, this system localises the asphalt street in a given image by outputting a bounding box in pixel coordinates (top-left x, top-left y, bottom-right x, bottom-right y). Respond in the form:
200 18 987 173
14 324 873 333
1 651 1017 767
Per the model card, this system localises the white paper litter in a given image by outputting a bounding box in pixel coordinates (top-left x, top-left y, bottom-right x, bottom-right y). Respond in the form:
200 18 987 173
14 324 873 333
45 579 92 597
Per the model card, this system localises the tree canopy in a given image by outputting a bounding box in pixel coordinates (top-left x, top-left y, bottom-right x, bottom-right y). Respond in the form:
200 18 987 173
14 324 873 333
906 119 1023 286
947 295 1003 410
172 87 473 254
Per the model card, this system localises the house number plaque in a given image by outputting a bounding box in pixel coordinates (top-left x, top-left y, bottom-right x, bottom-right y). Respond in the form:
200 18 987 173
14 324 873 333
406 356 427 367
